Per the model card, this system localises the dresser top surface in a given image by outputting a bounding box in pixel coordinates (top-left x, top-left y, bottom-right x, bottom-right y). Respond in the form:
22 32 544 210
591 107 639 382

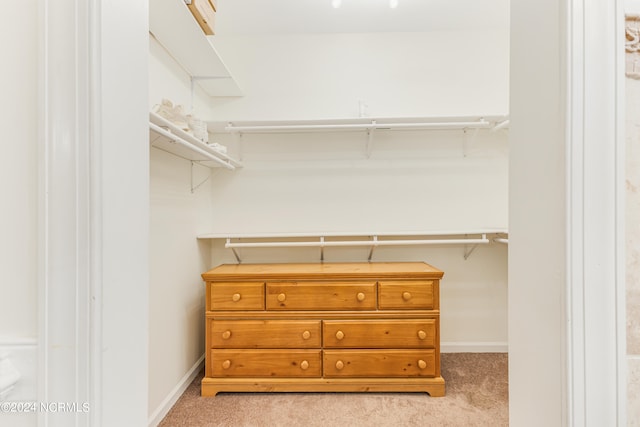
202 262 443 281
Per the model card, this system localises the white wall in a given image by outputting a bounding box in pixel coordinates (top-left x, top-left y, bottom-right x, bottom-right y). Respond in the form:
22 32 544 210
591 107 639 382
509 1 565 425
98 1 150 424
148 36 218 423
628 0 640 13
0 2 38 425
0 0 38 342
209 130 508 235
149 36 215 116
210 31 509 120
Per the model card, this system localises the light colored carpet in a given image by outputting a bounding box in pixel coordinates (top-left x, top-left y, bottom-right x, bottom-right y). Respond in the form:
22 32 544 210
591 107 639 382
159 353 508 427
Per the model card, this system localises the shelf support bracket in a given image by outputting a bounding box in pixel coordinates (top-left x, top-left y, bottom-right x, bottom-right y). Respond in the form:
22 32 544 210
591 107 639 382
463 244 478 260
463 126 480 157
365 121 376 159
367 235 378 261
190 161 212 193
491 119 510 132
463 234 486 260
227 238 242 263
229 123 244 161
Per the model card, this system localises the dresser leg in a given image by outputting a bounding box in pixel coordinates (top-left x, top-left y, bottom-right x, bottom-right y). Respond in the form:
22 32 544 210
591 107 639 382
201 382 219 397
425 380 446 397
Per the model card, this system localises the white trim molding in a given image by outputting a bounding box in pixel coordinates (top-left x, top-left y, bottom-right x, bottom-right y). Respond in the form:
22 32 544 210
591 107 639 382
441 342 508 353
38 0 150 426
148 355 205 427
38 0 93 425
566 0 627 425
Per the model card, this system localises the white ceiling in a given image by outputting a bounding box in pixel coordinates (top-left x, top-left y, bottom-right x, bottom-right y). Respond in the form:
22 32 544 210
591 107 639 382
214 0 510 35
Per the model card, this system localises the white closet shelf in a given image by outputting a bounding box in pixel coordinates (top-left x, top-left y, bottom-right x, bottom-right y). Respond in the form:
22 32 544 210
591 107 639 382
198 229 509 262
209 115 510 134
149 0 242 97
149 112 242 169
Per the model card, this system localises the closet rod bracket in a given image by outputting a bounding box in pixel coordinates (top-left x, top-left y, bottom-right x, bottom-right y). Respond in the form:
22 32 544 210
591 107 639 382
230 124 244 161
463 126 481 157
365 121 376 158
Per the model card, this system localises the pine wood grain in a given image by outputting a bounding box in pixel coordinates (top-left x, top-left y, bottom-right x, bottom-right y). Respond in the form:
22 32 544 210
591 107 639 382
209 282 264 311
210 349 322 377
202 262 445 396
323 349 437 377
265 282 376 310
378 280 436 310
323 319 437 348
202 262 444 281
210 319 322 348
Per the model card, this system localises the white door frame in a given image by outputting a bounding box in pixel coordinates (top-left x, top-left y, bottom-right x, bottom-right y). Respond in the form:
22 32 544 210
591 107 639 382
38 0 93 424
38 0 149 425
565 0 627 424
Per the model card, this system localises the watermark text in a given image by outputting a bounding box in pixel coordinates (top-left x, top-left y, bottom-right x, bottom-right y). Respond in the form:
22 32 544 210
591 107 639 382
0 401 90 414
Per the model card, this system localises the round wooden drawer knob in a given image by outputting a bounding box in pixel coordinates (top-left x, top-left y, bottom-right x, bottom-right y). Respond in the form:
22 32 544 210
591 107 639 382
418 360 427 370
356 292 366 302
300 360 309 370
335 360 344 370
222 330 232 339
417 330 427 340
335 330 345 340
277 293 286 302
222 360 231 370
302 330 311 340
402 291 412 301
232 293 241 302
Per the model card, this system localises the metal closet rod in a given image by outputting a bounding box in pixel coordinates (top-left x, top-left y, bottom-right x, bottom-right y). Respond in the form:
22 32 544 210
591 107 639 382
225 119 493 133
225 235 490 249
149 122 235 170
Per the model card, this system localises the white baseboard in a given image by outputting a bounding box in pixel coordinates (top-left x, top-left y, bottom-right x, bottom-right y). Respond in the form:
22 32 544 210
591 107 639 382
441 341 508 353
148 354 205 427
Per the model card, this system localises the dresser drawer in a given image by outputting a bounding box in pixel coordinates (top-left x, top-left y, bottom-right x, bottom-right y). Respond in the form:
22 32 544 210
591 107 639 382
323 319 437 348
210 320 322 348
323 350 436 377
211 349 322 377
210 282 264 311
378 281 435 310
266 282 376 310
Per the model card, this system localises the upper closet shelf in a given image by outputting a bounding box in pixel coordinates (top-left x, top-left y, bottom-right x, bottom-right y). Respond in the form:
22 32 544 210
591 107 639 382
149 0 242 97
149 112 242 169
210 115 510 134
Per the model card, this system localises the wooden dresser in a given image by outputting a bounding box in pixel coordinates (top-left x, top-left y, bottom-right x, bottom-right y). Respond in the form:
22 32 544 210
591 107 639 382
201 262 445 396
